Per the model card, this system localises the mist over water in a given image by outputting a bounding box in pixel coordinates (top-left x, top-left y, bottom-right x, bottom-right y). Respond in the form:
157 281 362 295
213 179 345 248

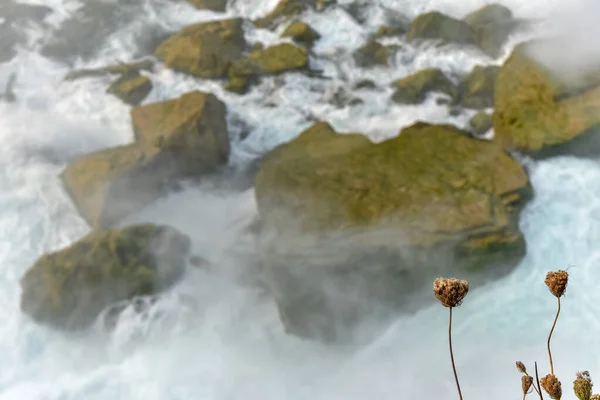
1 0 600 399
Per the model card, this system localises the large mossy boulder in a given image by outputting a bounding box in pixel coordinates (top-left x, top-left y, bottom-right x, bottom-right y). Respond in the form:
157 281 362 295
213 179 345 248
254 0 317 29
407 11 476 46
155 18 245 78
20 224 191 331
131 90 229 174
254 121 531 342
464 4 516 58
493 40 600 157
62 91 229 228
186 0 227 12
458 65 500 109
391 68 456 104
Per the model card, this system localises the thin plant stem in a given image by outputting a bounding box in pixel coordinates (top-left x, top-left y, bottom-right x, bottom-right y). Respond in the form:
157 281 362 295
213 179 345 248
535 362 544 400
448 307 463 400
547 297 561 376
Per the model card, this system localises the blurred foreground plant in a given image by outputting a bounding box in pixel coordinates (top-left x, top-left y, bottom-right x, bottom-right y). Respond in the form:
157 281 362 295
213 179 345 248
432 269 600 399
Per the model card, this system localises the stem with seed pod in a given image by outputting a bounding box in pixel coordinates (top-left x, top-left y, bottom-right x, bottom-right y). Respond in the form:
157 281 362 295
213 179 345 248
547 297 561 376
448 307 463 400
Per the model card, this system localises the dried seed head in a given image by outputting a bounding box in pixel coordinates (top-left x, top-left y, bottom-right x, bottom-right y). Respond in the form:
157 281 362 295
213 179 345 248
541 374 563 399
590 395 600 400
433 277 469 308
574 371 593 400
545 270 569 298
522 375 534 394
516 361 527 374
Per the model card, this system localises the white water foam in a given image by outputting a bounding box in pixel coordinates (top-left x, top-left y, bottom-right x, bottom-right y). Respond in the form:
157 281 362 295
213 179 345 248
1 0 600 398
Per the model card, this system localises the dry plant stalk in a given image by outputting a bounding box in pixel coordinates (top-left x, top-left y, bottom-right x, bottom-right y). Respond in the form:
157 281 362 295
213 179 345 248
544 270 568 376
433 277 469 400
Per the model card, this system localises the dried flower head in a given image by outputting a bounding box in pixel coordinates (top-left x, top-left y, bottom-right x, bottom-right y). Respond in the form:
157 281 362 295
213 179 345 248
590 394 600 400
574 371 593 400
541 374 563 399
522 375 534 394
516 361 527 374
545 270 569 298
433 277 469 308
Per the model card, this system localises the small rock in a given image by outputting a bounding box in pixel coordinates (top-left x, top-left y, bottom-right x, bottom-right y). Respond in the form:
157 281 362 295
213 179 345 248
106 73 152 106
391 68 457 104
254 0 317 30
185 0 227 12
353 40 389 68
281 21 321 47
458 65 500 109
469 111 493 136
407 11 476 46
464 4 515 58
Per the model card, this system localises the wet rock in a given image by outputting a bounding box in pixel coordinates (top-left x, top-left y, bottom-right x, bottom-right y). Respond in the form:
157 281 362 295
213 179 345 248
185 0 227 12
255 121 531 342
464 4 516 58
227 43 308 93
353 40 389 68
407 11 476 46
374 25 407 38
106 73 153 106
494 39 600 157
62 91 229 228
469 111 493 136
254 0 317 30
64 59 154 81
352 79 377 90
155 18 246 79
391 68 457 104
20 224 191 331
458 65 500 109
281 21 321 48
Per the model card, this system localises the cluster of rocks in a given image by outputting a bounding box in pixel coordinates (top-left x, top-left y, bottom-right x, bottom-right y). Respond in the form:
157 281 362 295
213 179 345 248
17 0 600 343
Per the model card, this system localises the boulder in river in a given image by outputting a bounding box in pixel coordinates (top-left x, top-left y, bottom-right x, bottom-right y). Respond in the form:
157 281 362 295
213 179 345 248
62 91 229 228
254 121 531 342
254 0 317 29
185 0 227 12
20 224 191 331
155 18 246 78
106 73 153 106
458 65 500 109
391 68 457 104
407 11 476 46
464 4 516 58
494 39 600 158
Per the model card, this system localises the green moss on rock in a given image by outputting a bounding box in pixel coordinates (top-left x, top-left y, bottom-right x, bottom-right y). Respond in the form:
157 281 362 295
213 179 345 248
155 18 245 78
20 224 191 331
106 73 152 106
62 91 229 228
185 0 227 11
458 65 500 109
493 40 600 155
407 11 476 45
255 121 531 341
391 68 457 104
227 43 308 92
353 40 389 68
469 111 493 135
254 0 317 29
281 21 321 47
464 4 515 58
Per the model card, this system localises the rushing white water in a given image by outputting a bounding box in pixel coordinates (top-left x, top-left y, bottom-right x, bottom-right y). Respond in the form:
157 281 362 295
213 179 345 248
1 0 600 399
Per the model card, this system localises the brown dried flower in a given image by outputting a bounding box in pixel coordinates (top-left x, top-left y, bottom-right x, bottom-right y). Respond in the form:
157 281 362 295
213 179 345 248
541 374 563 399
590 394 600 400
522 375 534 394
516 361 527 374
545 270 569 298
433 277 469 308
574 371 593 400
